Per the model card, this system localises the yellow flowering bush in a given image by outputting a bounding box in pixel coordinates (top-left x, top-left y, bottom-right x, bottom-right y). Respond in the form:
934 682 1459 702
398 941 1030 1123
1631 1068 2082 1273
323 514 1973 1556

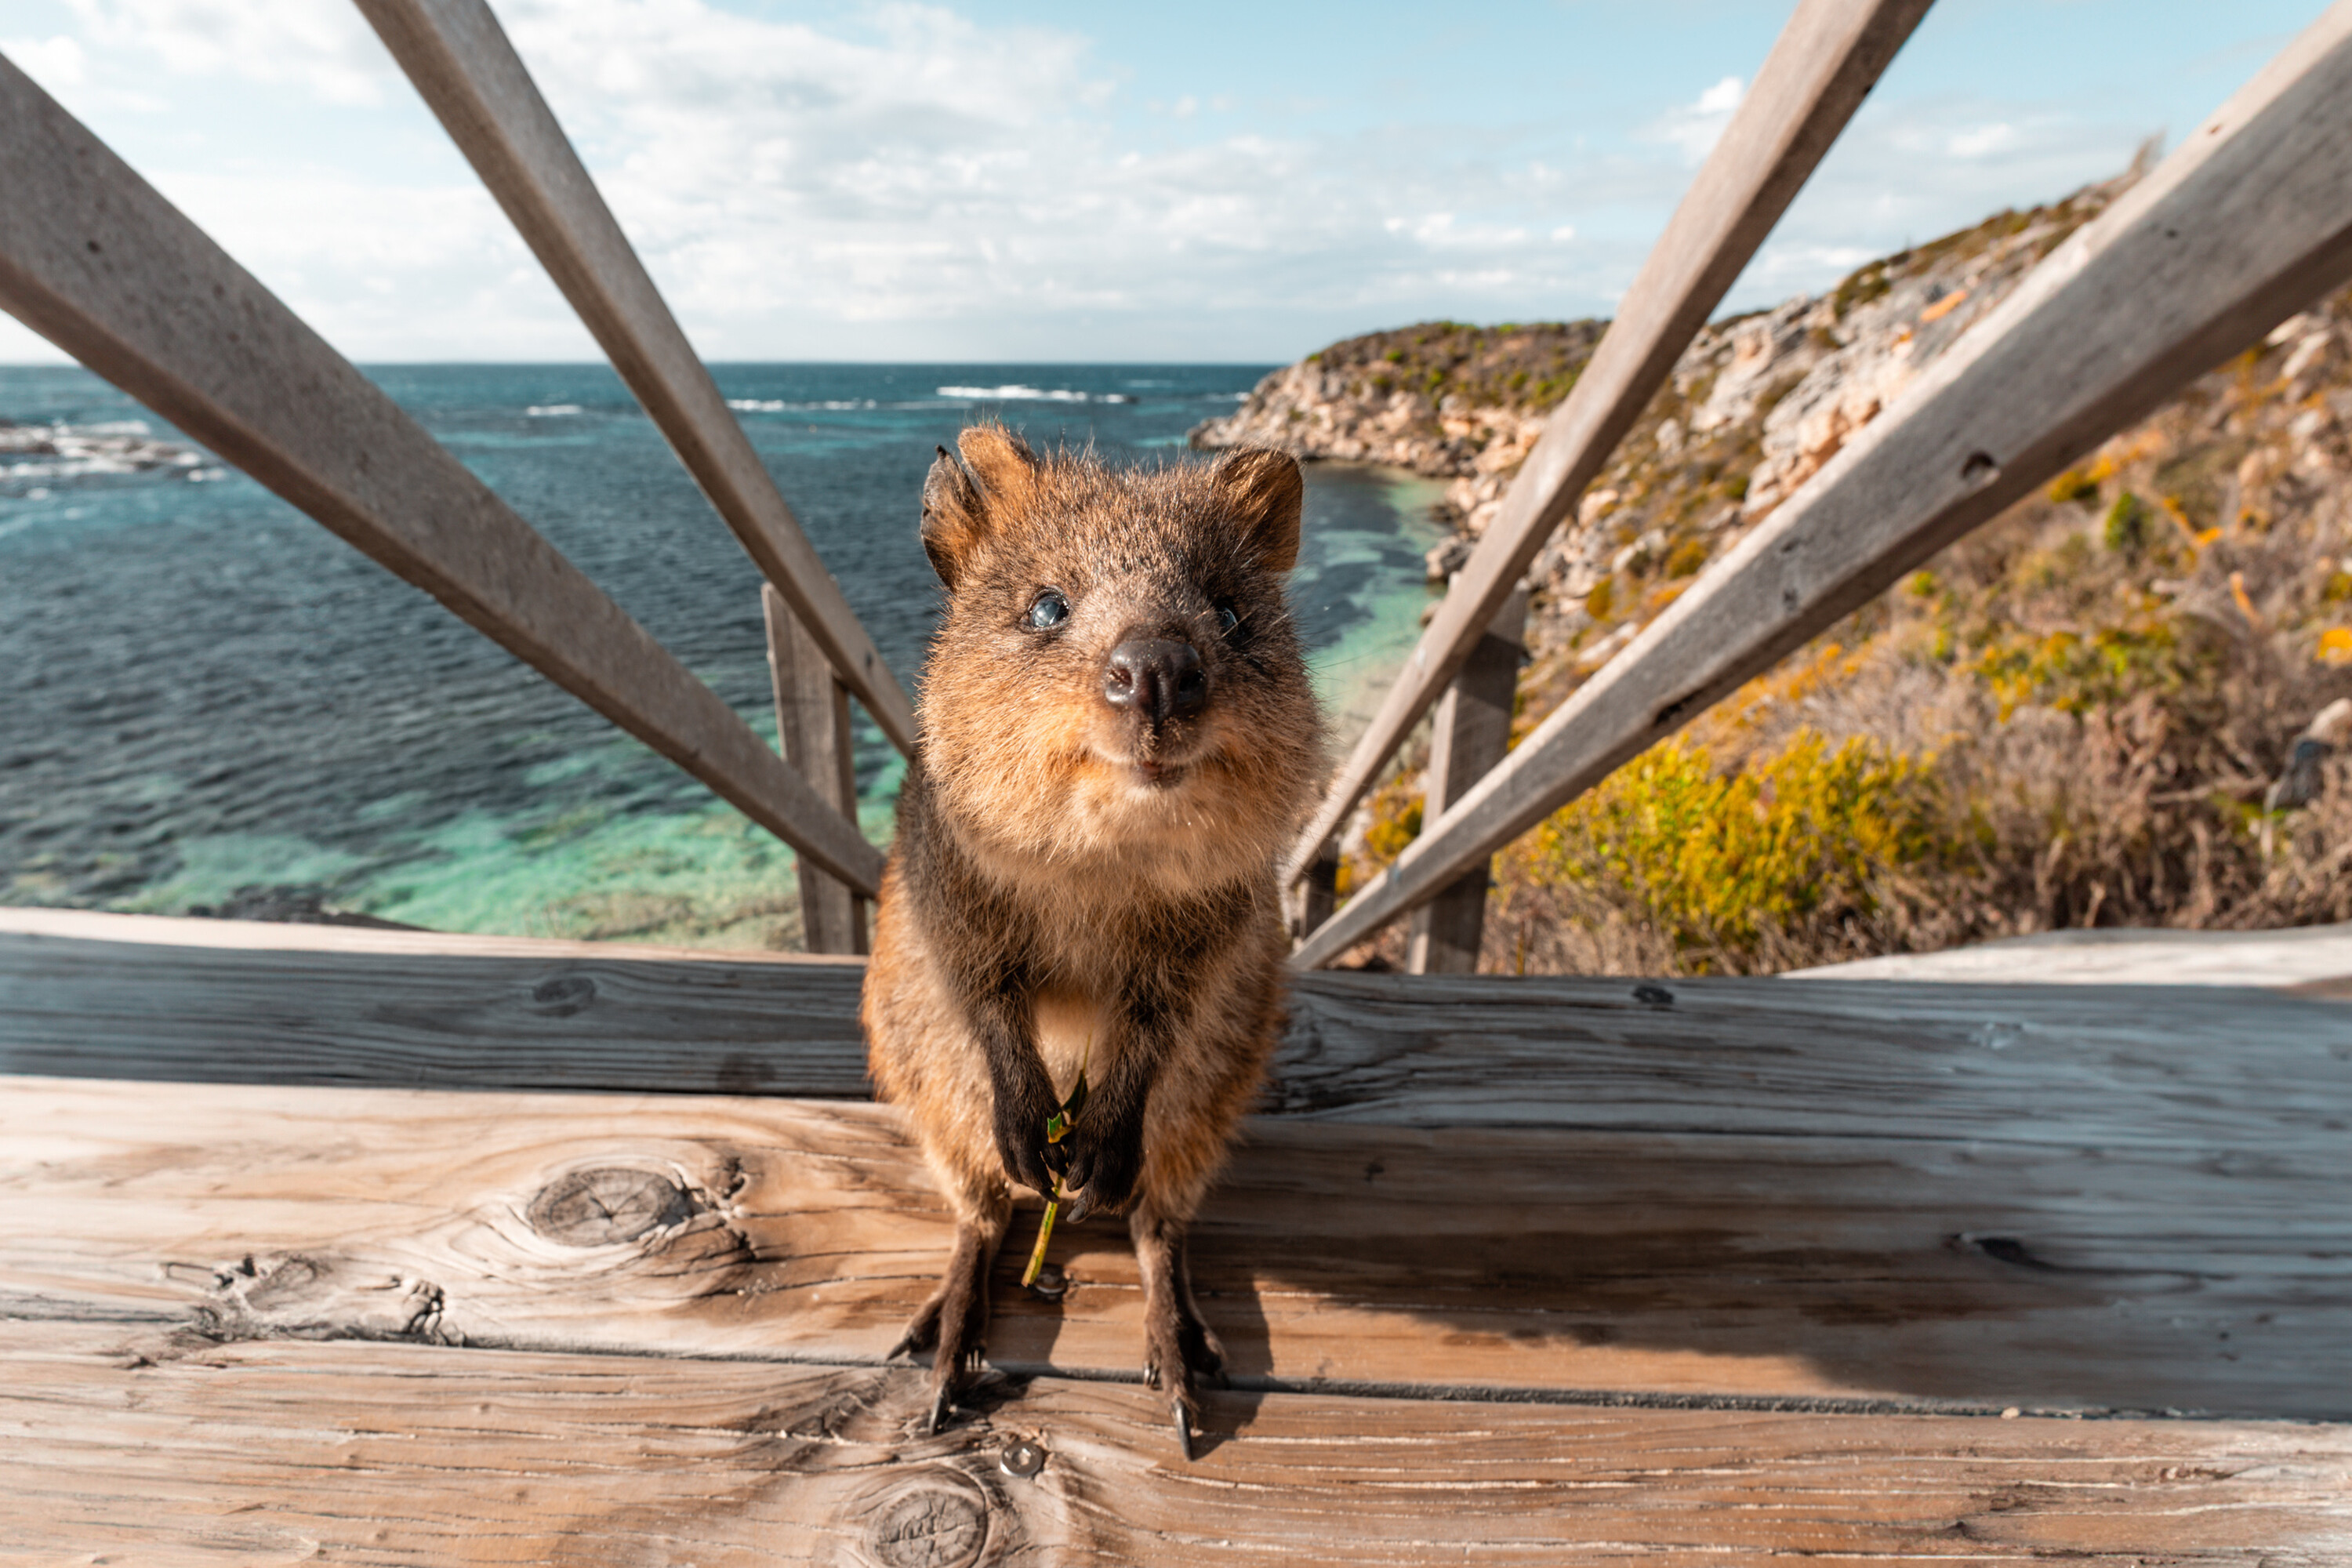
1521 729 1944 968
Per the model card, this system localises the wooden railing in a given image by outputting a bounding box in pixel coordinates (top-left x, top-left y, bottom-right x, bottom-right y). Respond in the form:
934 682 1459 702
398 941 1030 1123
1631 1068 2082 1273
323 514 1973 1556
9 0 2352 966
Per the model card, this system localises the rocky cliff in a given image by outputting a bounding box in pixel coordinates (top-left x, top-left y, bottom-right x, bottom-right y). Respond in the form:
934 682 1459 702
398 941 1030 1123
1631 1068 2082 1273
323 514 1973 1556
1194 177 2118 613
1202 169 2352 974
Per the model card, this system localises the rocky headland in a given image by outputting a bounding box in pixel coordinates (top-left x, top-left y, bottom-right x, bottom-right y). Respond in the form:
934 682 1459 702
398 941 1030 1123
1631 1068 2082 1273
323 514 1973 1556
1197 168 2352 974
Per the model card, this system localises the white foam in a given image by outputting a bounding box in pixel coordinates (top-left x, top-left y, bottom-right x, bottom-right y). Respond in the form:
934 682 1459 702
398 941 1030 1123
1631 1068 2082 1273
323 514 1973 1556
937 384 1131 404
524 404 583 417
728 397 880 412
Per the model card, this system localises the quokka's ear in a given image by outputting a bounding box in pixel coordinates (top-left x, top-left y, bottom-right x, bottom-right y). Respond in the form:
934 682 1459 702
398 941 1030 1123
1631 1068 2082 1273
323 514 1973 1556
957 423 1039 508
1211 447 1304 575
920 424 1040 589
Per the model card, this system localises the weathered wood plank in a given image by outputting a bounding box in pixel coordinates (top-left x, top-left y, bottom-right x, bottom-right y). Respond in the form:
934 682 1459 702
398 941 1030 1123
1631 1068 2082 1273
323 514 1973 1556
9 911 2351 1160
766 584 871 955
1294 2 2352 965
0 56 886 895
354 0 919 755
1787 921 2352 989
1406 590 1525 974
5 1075 2347 1417
1283 0 1937 888
5 1323 2347 1566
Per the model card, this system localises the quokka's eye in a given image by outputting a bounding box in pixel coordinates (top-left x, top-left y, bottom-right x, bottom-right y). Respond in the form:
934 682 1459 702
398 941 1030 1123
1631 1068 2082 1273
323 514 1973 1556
1028 589 1070 630
1214 602 1240 634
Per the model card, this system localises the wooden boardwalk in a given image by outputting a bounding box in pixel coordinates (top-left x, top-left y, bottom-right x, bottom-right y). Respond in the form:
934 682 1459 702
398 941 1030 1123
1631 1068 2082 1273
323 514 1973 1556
6 909 2351 1563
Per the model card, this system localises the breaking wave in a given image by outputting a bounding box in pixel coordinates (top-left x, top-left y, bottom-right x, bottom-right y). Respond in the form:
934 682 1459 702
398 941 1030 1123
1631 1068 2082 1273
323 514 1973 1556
935 385 1136 405
0 419 205 495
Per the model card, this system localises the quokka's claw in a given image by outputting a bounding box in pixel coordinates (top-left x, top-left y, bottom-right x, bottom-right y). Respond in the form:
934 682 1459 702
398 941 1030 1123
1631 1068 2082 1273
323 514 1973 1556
925 1380 956 1436
1171 1398 1196 1462
1065 1189 1094 1225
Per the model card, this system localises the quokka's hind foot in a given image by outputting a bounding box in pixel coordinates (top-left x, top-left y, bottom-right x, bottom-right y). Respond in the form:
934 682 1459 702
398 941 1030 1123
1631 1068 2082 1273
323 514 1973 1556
1132 1208 1223 1461
889 1217 999 1435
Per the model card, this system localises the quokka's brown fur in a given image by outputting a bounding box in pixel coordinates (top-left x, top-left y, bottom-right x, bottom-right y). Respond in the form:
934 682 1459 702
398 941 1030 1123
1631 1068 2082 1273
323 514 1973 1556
861 425 1323 1457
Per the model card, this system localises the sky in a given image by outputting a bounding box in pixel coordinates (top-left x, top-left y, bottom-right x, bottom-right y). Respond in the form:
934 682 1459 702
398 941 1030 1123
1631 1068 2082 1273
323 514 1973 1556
0 0 2327 364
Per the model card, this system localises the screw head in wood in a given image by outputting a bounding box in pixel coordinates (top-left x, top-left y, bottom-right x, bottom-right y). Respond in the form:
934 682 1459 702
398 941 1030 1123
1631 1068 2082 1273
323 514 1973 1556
998 1438 1046 1479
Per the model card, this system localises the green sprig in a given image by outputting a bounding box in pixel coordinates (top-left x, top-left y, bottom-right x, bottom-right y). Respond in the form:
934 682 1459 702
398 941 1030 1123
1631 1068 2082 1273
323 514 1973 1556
1021 1054 1091 1289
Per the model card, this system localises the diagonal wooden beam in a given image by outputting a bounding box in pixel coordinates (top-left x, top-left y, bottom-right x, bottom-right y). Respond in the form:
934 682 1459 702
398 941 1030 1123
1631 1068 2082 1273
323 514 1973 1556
1282 0 1936 888
353 0 920 758
1293 0 2352 967
0 53 886 895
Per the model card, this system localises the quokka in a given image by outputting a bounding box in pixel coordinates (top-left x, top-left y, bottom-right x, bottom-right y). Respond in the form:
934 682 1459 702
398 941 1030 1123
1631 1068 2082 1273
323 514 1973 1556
862 425 1323 1458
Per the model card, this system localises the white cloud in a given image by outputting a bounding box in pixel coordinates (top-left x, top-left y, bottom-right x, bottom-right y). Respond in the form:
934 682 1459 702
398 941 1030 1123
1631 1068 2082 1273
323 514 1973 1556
1694 75 1744 117
1648 74 1745 165
2 34 85 89
64 0 396 105
1947 122 2020 158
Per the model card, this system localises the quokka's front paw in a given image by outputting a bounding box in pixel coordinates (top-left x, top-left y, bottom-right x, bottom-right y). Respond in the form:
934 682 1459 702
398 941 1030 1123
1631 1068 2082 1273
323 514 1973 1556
1058 1120 1143 1223
989 1077 1062 1196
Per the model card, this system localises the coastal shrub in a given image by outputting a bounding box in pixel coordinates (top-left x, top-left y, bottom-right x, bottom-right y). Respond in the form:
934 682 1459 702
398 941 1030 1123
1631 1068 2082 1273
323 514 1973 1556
2103 491 2149 554
1356 774 1425 880
1832 261 1890 319
1664 538 1709 579
2048 466 2101 505
1584 576 1615 620
1968 612 2201 720
1517 730 1943 971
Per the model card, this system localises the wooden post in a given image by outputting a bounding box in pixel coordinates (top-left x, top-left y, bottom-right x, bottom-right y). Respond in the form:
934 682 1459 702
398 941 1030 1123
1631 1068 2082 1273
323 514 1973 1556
1281 0 1937 890
1294 846 1341 945
1291 0 2352 968
1406 590 1526 975
763 586 869 955
354 0 920 757
0 56 885 896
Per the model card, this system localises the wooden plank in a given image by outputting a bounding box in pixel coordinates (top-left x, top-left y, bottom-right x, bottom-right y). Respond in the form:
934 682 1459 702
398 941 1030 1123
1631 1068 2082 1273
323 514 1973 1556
1788 922 2352 989
1294 2 2352 967
9 911 2352 1157
5 1324 2347 1566
1283 0 1937 890
0 910 873 1096
1406 590 1525 974
5 1073 2349 1417
0 56 886 896
765 584 871 955
353 0 920 756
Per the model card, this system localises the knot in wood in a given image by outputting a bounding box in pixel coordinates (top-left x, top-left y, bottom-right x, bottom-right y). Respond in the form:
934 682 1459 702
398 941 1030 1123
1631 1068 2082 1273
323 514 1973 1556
525 1167 691 1246
866 1479 989 1568
530 973 597 1016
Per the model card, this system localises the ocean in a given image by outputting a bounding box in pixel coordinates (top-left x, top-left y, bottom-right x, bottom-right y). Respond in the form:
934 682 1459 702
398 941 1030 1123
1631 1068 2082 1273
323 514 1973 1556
0 362 1446 949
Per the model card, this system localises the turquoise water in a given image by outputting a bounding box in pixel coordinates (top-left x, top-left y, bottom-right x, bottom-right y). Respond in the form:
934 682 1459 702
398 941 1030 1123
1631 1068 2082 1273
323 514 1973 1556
0 364 1444 948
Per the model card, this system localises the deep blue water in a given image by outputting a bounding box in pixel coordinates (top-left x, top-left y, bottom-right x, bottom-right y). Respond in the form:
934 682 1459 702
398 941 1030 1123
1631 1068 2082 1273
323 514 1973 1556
0 363 1445 947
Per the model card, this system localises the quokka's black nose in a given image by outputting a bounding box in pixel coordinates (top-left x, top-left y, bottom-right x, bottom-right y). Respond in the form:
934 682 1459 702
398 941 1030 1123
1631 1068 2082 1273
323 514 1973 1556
1103 639 1207 723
